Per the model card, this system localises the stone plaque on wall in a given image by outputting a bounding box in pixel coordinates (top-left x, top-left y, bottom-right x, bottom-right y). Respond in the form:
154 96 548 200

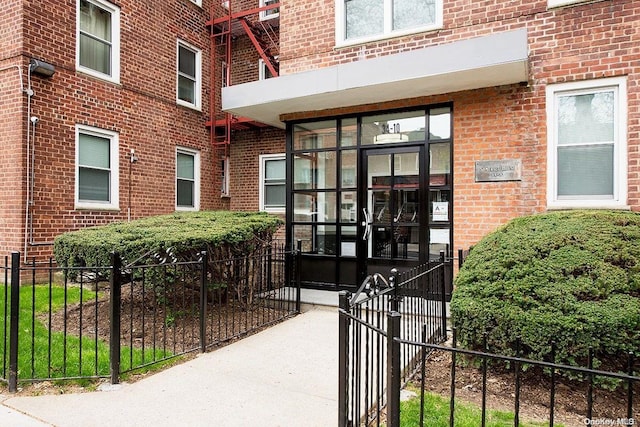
475 159 522 182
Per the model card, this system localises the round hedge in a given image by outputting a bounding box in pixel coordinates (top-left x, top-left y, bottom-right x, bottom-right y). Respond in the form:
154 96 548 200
450 210 640 370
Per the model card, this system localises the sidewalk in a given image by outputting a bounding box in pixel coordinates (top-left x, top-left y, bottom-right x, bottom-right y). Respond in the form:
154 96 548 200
0 304 339 427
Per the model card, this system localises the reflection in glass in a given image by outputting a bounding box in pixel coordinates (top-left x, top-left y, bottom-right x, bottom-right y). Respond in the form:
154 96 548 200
293 120 337 150
393 0 436 31
341 150 357 188
341 118 357 147
362 111 426 145
345 0 384 40
340 226 357 257
429 107 451 140
429 143 450 186
293 192 337 222
341 192 357 223
293 152 337 190
558 145 613 196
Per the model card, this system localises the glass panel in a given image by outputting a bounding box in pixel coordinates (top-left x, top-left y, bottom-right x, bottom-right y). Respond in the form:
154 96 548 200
178 75 195 103
79 134 110 169
429 143 450 186
341 118 357 147
429 107 451 140
394 152 419 187
292 225 337 255
79 34 111 74
372 225 392 259
316 225 337 255
293 225 314 253
361 111 426 145
265 184 285 207
429 228 450 261
265 158 285 180
340 226 357 257
79 168 110 202
177 153 194 179
340 192 357 223
372 190 391 223
293 152 336 190
293 193 316 222
293 120 337 150
345 0 383 40
179 46 196 78
558 145 614 196
177 179 194 207
558 91 614 145
394 225 419 259
430 190 450 222
368 153 391 187
393 0 436 31
395 188 418 223
80 0 112 41
341 150 357 188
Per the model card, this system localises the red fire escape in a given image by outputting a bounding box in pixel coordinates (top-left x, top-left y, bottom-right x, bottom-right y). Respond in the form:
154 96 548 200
207 0 280 195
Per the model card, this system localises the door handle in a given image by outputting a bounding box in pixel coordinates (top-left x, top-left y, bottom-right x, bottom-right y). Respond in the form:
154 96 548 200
362 208 372 240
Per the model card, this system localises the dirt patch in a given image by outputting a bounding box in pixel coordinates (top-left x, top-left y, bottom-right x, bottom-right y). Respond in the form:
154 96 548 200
418 349 639 427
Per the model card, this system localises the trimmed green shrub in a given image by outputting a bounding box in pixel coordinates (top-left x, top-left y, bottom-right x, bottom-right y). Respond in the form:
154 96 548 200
54 211 283 267
450 210 640 373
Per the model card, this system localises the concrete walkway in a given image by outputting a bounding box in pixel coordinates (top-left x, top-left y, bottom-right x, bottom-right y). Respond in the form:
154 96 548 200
0 302 339 427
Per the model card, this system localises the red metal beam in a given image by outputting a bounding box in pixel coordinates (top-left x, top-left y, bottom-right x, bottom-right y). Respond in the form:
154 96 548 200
207 2 280 27
238 19 279 78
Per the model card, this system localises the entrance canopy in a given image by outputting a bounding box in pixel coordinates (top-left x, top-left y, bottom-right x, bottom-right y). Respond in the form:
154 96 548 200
221 28 529 129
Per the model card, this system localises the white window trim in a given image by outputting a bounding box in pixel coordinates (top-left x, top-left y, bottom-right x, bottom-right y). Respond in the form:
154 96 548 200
176 39 202 110
258 58 277 80
76 0 121 84
259 0 279 21
75 125 120 210
176 147 201 211
546 76 628 209
548 0 590 8
190 0 202 7
334 0 443 48
221 156 230 197
259 153 286 213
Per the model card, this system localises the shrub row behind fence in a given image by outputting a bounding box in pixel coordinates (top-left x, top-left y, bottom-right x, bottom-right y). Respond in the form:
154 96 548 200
0 245 300 392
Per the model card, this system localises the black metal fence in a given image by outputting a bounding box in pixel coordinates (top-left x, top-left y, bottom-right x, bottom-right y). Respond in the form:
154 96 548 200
338 255 639 427
0 245 300 392
338 257 450 427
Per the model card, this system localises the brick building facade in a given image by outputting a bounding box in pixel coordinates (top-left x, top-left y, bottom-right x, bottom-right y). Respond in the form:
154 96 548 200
2 0 639 291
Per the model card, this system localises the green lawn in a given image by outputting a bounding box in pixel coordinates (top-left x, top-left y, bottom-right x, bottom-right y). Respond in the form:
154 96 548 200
397 387 564 427
0 283 171 382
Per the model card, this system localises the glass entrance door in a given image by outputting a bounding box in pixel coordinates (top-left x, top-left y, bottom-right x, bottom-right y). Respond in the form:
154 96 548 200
360 147 425 279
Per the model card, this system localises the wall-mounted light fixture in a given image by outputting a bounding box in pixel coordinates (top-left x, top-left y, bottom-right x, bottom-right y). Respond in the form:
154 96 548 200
29 59 56 78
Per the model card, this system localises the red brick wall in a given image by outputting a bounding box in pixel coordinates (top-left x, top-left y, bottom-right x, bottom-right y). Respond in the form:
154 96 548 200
1 0 217 258
0 0 24 255
274 0 640 250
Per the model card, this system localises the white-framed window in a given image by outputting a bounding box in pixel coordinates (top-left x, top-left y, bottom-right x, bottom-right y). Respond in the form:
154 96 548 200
176 40 202 110
222 1 229 9
548 0 589 8
176 147 201 210
221 61 228 87
259 58 275 80
546 76 628 209
221 156 230 196
75 125 119 210
335 0 443 46
259 0 279 21
259 154 286 212
76 0 121 83
190 0 202 6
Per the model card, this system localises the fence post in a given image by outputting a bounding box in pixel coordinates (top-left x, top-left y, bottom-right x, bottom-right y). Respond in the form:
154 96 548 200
295 240 302 313
389 268 399 312
387 310 402 427
199 250 208 353
439 251 447 339
109 252 122 384
338 291 351 427
8 252 20 393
